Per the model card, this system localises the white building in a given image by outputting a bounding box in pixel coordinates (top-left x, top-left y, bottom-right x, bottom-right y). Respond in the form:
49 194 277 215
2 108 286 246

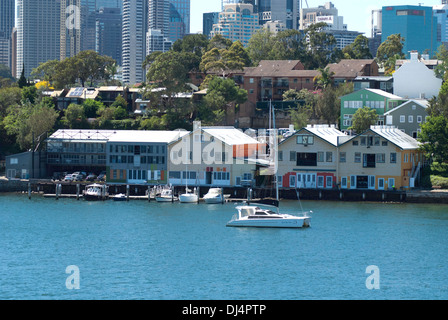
393 51 443 100
122 0 147 84
210 3 261 47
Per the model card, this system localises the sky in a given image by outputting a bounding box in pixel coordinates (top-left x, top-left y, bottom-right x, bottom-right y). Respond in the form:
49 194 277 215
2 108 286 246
190 0 442 36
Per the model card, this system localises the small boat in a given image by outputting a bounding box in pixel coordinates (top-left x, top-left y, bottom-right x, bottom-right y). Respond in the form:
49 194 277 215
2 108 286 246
203 188 225 204
155 188 177 202
179 188 198 203
226 205 311 228
111 193 127 201
83 183 107 201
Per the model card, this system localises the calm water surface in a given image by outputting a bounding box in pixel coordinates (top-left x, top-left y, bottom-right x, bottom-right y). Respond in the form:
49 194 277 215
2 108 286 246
0 193 447 300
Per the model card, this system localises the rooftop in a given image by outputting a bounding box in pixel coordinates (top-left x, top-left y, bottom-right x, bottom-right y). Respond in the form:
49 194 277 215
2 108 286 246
369 126 420 150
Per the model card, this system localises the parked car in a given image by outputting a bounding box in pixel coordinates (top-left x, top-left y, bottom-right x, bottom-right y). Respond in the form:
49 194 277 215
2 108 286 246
64 174 74 182
86 173 97 181
73 174 84 181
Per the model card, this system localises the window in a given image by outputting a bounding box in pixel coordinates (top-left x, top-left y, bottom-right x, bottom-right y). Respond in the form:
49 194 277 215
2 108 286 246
340 152 346 163
376 153 385 163
400 115 405 123
326 152 333 162
360 136 366 146
378 178 385 190
408 115 413 123
278 151 283 161
317 176 324 188
317 152 324 162
296 135 314 145
352 140 359 146
369 176 375 189
390 153 397 163
350 176 356 189
326 176 333 189
9 158 18 165
363 154 376 168
341 177 348 189
290 151 296 161
417 115 422 123
296 153 317 166
354 152 361 163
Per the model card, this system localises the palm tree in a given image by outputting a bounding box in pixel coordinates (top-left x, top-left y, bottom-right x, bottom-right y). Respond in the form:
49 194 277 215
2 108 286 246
314 67 334 89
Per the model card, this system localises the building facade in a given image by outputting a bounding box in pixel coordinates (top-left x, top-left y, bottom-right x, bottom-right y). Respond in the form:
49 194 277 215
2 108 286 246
384 100 429 139
168 0 190 43
340 88 406 132
259 0 299 30
381 5 440 58
17 0 61 78
393 51 442 100
122 0 147 84
210 3 261 47
95 7 122 65
0 0 14 70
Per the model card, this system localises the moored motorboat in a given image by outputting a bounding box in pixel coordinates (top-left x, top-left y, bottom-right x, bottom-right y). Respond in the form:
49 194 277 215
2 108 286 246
226 205 311 228
112 193 127 201
203 188 225 204
83 183 107 201
155 188 178 202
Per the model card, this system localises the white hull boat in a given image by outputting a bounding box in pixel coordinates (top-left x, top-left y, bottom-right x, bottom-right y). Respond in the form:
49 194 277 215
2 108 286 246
179 193 198 203
226 205 311 228
112 193 127 201
203 188 225 204
155 189 177 202
83 184 107 201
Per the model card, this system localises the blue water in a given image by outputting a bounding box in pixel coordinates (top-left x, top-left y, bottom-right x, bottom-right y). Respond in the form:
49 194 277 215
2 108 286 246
0 193 447 300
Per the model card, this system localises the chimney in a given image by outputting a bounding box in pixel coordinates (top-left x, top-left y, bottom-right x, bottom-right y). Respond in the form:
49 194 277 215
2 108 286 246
410 51 419 62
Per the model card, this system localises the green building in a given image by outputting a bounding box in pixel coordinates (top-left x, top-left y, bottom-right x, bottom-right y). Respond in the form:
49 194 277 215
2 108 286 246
340 88 406 131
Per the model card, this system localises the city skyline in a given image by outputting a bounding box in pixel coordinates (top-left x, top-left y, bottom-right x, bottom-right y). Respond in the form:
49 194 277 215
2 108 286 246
190 0 442 35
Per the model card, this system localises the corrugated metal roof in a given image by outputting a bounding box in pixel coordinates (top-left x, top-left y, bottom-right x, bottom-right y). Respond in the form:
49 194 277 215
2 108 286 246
108 130 189 143
369 126 420 150
202 127 261 145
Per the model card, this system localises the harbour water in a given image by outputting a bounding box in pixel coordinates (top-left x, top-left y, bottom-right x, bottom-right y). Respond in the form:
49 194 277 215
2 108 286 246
0 193 447 300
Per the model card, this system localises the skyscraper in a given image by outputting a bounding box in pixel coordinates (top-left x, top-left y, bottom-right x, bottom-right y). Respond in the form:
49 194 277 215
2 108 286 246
0 0 15 69
168 0 190 43
381 5 440 58
258 0 299 30
122 0 147 84
96 7 122 65
17 0 61 78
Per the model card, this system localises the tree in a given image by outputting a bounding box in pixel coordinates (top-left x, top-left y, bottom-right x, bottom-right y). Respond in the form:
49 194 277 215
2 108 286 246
427 81 448 118
3 97 58 150
349 107 378 133
82 99 105 118
418 116 448 163
246 29 276 65
64 103 87 129
342 35 373 59
434 44 448 80
376 34 405 65
74 50 116 87
18 64 27 88
200 41 249 78
314 67 335 89
301 22 340 70
200 77 247 125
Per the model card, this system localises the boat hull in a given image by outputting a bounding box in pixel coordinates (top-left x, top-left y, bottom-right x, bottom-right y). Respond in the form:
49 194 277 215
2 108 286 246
179 194 198 203
204 196 224 204
156 196 177 202
226 217 311 228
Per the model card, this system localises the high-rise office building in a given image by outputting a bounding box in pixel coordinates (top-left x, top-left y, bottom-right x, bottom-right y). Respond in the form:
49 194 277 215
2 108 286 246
210 3 261 47
203 12 219 39
146 28 172 56
96 7 122 65
0 0 15 69
168 0 190 43
122 0 147 84
17 0 61 78
433 3 448 48
258 0 299 30
381 5 440 58
148 0 169 35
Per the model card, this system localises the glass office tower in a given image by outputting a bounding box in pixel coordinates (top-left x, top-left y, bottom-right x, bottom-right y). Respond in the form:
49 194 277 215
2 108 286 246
381 5 440 58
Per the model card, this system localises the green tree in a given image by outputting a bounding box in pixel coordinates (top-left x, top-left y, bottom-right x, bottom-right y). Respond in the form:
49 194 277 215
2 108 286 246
434 44 448 80
246 29 276 65
427 81 448 118
349 107 378 133
200 77 247 125
301 22 339 70
200 41 249 78
376 34 405 65
314 67 335 89
18 64 27 88
342 35 373 59
418 116 448 163
74 50 116 87
82 99 105 118
64 103 87 129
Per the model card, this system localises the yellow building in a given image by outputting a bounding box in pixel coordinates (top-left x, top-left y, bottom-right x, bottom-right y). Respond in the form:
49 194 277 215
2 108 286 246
338 126 422 190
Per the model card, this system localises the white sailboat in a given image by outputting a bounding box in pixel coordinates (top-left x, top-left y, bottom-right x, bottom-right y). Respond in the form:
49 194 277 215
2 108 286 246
155 186 178 202
226 101 312 228
179 167 198 203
